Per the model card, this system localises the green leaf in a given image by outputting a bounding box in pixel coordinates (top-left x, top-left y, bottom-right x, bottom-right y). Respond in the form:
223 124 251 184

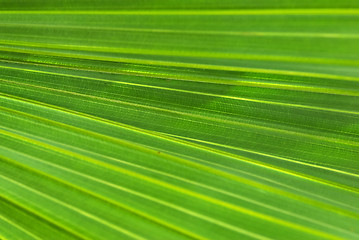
0 1 358 240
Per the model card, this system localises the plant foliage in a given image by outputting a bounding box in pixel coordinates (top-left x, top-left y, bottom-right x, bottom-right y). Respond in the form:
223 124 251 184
0 1 359 239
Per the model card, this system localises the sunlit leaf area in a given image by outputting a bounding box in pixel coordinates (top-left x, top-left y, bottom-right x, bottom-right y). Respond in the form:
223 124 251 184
0 1 359 239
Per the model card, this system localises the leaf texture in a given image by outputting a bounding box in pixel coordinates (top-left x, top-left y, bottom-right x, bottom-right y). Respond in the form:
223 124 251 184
0 1 359 240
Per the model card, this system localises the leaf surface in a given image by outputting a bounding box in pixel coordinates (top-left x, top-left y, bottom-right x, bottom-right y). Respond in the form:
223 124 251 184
0 1 359 240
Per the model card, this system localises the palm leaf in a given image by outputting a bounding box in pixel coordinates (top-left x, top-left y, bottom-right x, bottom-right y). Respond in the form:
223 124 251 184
0 1 358 239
